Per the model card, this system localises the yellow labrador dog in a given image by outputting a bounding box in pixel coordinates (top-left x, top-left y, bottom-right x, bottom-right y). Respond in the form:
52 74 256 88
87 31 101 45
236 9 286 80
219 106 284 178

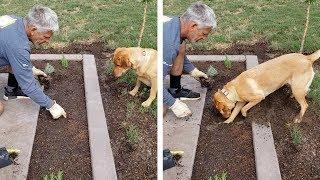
213 50 320 123
113 47 157 107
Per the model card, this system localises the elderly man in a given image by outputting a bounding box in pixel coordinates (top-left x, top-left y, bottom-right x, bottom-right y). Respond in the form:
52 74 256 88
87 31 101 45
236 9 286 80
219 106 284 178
0 5 66 119
163 2 217 118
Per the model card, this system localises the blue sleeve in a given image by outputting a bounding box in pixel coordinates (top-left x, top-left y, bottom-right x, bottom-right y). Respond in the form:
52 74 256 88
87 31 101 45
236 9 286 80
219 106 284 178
163 45 176 107
183 55 195 73
163 62 175 107
163 88 175 107
5 45 53 108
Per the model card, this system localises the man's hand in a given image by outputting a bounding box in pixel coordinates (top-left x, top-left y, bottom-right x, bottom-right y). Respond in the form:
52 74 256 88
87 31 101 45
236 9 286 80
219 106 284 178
170 99 192 118
32 66 47 77
190 68 208 79
47 101 67 119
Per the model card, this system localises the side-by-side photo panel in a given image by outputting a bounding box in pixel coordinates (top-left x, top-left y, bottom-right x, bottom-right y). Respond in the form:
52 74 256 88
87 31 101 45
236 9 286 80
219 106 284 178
163 1 320 180
0 1 157 179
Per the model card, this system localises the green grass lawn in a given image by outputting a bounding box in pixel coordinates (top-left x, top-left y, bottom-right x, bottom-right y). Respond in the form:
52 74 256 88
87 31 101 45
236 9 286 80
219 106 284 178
0 0 157 49
164 0 320 52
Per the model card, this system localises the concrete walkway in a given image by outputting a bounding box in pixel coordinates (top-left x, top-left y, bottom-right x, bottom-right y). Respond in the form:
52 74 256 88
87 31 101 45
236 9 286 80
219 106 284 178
163 75 207 180
0 74 40 180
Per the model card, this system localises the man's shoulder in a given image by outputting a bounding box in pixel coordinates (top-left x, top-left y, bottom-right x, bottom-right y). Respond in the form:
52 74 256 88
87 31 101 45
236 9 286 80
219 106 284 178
0 16 29 49
0 15 22 30
163 16 179 27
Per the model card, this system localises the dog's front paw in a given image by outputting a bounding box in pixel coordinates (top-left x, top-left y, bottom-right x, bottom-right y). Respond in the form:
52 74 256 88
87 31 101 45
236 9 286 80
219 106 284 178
223 118 233 124
129 90 138 96
142 101 151 107
294 116 302 123
241 109 247 117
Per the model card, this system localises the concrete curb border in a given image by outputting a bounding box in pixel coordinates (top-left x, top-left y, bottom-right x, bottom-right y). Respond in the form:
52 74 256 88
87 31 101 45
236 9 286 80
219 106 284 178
0 74 40 180
31 54 83 61
189 55 282 180
31 54 118 180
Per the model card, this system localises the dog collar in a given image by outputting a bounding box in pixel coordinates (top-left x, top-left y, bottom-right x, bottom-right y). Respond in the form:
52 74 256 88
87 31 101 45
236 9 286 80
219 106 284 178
221 88 229 96
221 88 237 103
133 49 150 68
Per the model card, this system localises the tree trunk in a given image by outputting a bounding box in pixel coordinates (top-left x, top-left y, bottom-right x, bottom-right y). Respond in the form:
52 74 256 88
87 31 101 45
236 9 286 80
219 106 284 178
138 1 148 47
300 3 311 53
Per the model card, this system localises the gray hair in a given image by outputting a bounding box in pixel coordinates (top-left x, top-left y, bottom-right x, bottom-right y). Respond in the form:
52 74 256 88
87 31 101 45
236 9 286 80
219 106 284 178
25 5 59 32
181 1 217 29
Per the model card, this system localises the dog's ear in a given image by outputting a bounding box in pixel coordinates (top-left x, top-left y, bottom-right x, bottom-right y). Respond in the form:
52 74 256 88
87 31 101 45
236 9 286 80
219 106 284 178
120 52 131 67
113 48 132 68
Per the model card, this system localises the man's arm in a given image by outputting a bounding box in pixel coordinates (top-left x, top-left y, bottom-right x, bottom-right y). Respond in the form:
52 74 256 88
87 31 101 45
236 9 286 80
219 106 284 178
5 45 53 108
163 60 176 107
183 55 195 74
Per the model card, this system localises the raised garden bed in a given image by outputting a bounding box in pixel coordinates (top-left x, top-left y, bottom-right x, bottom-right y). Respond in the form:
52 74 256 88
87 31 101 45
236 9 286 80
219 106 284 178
263 62 320 180
27 60 92 179
32 43 157 179
4 54 118 180
95 57 157 179
192 60 256 179
191 55 320 180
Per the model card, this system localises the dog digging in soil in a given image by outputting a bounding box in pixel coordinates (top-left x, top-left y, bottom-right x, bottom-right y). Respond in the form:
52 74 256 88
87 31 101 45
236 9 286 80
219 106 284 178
113 47 157 107
213 50 320 123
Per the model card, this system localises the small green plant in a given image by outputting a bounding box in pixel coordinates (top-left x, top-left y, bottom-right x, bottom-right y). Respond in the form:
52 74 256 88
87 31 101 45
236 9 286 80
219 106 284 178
105 60 114 76
207 65 218 77
290 125 302 145
60 56 69 69
208 171 228 180
224 56 232 69
120 88 128 97
126 124 140 146
44 63 55 75
126 101 136 118
139 87 149 97
43 171 63 180
117 69 137 86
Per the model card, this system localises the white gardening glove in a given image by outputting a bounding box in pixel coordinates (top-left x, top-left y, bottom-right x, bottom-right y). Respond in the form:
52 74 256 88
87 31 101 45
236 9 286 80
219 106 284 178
190 68 208 79
169 99 192 118
47 101 67 119
32 66 47 77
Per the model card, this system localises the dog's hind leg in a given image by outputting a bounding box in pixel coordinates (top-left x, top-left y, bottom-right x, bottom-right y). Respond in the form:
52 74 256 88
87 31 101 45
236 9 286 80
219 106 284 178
129 78 142 96
142 77 157 107
292 93 308 123
291 71 314 123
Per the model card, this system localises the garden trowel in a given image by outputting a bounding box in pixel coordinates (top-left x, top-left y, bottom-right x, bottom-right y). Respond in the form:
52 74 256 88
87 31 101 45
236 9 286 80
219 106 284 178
0 147 20 169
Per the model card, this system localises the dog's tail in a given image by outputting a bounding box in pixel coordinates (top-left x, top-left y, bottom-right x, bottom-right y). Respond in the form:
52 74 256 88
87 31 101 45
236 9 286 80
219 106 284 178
307 49 320 62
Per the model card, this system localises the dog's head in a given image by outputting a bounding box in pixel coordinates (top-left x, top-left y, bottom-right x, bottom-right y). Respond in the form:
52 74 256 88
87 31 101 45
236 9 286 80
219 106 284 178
212 89 236 118
113 48 132 77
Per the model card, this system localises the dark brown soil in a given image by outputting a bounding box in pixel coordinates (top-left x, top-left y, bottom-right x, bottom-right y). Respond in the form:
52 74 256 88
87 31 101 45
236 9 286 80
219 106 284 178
192 59 320 180
96 59 157 180
192 61 256 180
32 42 157 180
248 62 320 180
27 61 92 179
